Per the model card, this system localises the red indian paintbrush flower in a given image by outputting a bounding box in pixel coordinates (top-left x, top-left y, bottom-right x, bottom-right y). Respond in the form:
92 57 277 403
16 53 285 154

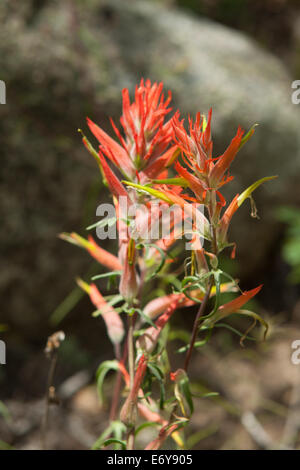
59 232 122 272
172 110 247 190
120 354 148 426
76 279 124 347
119 239 139 303
86 79 177 181
61 79 276 450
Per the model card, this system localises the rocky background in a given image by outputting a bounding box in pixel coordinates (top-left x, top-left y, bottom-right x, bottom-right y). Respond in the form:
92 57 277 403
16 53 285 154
1 0 300 449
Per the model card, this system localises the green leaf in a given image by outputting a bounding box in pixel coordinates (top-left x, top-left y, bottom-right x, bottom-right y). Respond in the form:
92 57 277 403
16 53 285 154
96 360 119 405
49 287 84 325
135 421 160 436
186 425 218 449
237 176 277 208
86 216 117 231
102 438 126 450
144 244 167 280
168 329 190 344
214 322 257 342
238 123 258 150
103 294 124 307
236 309 269 344
180 375 194 415
49 263 99 325
211 269 221 315
150 177 188 186
199 392 219 398
135 308 158 329
92 424 113 450
147 363 166 410
91 271 122 281
177 330 212 354
92 421 126 450
122 181 175 204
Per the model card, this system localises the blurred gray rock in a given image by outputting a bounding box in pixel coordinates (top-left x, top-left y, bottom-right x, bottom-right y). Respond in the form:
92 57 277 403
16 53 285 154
0 0 299 336
101 0 300 276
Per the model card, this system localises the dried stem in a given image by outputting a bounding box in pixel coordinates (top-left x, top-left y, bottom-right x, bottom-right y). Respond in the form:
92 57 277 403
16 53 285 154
41 350 58 450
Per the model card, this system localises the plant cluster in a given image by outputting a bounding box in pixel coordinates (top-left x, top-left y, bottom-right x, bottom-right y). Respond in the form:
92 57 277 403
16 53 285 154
61 79 275 450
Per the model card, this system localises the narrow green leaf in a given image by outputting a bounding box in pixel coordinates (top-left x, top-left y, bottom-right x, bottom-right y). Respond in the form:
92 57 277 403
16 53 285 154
135 308 158 329
135 421 160 437
237 176 278 207
238 123 258 150
96 360 119 405
186 425 218 449
150 177 188 186
145 243 167 280
91 271 122 281
180 376 194 415
214 322 257 342
236 309 269 343
102 438 126 450
123 181 175 204
92 424 113 450
147 363 166 410
86 216 117 231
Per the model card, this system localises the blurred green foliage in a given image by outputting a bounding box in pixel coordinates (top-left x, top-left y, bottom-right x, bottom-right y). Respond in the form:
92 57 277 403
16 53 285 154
276 206 300 283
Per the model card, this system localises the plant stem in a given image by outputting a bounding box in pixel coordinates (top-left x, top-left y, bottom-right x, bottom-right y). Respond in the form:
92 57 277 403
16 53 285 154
183 191 218 373
126 313 136 450
127 427 135 450
109 366 123 422
128 315 135 389
41 350 58 450
184 279 213 372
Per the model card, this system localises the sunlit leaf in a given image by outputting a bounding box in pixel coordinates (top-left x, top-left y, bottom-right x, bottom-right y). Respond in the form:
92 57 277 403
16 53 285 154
237 176 278 207
238 123 258 150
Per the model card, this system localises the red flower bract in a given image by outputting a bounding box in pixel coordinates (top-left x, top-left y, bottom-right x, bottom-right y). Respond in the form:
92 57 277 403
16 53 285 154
87 79 175 180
